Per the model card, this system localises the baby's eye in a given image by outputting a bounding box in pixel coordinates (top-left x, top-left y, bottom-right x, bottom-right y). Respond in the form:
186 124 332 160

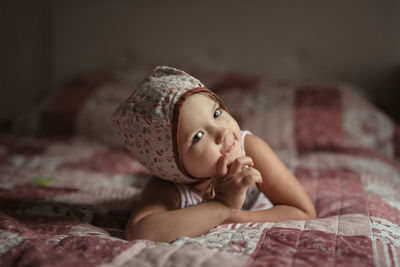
192 131 203 144
213 108 222 119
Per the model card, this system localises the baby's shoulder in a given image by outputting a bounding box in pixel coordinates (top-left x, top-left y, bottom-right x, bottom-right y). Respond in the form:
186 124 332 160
243 133 272 158
243 132 261 148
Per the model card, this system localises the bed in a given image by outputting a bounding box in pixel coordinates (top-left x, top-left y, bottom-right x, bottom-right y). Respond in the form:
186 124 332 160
1 64 400 266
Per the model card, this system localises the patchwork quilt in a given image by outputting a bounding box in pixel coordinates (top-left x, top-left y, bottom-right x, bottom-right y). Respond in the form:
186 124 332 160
1 67 400 266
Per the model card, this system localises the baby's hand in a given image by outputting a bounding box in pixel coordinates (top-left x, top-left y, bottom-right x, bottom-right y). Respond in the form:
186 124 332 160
210 155 262 210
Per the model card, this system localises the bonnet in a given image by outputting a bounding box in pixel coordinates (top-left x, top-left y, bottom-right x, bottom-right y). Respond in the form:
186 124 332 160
111 66 226 183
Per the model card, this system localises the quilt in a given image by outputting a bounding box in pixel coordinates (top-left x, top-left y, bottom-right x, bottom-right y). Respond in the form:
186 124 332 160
1 67 400 266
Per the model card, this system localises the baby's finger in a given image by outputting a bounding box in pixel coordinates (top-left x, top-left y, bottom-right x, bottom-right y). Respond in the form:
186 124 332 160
241 168 262 186
216 153 230 177
227 156 254 177
253 172 263 184
250 168 263 184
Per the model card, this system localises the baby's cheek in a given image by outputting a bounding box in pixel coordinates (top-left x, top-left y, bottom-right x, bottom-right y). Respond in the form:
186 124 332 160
185 147 221 178
200 149 220 173
205 150 220 165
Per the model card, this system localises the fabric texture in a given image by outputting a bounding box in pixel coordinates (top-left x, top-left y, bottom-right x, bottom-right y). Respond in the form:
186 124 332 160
3 66 400 266
11 67 398 162
1 130 400 266
111 66 221 183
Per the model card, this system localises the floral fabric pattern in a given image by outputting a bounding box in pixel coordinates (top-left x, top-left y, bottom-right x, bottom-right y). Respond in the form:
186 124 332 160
111 66 205 183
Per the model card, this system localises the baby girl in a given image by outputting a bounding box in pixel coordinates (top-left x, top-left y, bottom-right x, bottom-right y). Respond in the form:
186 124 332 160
112 66 316 242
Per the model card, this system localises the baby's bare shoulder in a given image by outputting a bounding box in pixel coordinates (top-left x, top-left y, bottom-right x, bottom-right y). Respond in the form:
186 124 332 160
244 133 271 153
243 133 279 165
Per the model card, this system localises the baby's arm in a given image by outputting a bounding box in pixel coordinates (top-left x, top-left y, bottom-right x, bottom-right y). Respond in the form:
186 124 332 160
224 134 316 223
125 178 233 242
125 167 259 242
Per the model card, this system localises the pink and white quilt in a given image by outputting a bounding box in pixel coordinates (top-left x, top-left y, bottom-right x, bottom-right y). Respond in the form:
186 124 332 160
1 67 400 266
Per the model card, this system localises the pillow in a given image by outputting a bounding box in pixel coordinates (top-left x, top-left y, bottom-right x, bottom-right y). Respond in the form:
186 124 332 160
14 63 396 158
205 72 261 93
12 65 261 148
219 82 398 159
12 65 152 145
395 124 400 161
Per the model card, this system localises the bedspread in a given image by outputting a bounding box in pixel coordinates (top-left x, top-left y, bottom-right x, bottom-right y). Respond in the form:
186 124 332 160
2 68 400 266
1 133 400 266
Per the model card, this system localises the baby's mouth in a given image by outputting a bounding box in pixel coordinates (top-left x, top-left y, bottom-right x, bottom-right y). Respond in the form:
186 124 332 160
223 141 235 154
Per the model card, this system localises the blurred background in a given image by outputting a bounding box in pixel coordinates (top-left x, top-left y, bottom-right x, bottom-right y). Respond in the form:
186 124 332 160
1 0 400 123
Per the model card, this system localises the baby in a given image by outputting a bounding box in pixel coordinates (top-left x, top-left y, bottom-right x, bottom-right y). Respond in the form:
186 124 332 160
112 66 316 242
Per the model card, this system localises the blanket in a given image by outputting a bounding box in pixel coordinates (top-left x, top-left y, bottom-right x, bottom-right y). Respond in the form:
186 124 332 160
1 68 400 266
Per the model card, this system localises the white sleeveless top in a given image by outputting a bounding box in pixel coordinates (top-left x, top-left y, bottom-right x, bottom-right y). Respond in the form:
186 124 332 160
174 130 273 211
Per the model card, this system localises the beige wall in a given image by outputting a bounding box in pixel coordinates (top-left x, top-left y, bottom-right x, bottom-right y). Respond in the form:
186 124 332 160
389 0 400 120
394 1 400 61
51 1 394 86
1 0 399 121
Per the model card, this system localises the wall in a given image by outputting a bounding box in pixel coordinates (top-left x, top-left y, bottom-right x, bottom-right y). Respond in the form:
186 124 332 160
395 1 400 61
389 0 400 120
1 0 399 122
51 1 394 87
0 0 52 122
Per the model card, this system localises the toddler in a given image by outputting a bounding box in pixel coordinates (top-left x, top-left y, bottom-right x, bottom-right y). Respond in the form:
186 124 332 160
112 66 316 242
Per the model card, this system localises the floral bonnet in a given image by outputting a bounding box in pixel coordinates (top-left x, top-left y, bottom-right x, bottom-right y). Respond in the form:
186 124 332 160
111 66 226 183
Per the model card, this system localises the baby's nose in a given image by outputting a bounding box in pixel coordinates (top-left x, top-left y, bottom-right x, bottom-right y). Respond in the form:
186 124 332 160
216 128 229 144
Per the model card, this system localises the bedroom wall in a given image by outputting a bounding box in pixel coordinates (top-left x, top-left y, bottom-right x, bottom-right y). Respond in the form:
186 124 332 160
389 0 400 121
50 1 394 86
395 1 400 61
1 0 399 122
0 0 52 123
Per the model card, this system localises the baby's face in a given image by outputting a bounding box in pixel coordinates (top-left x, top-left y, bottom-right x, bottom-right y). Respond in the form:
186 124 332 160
178 93 242 179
